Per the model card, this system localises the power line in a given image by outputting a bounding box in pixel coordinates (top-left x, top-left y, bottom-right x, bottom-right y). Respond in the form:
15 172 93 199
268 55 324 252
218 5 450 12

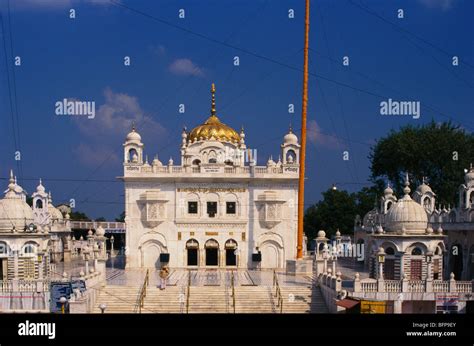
0 10 21 178
348 0 474 71
6 0 23 182
107 0 472 132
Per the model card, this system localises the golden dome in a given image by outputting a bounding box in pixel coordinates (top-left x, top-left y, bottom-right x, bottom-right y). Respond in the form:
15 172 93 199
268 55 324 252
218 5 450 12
188 84 240 143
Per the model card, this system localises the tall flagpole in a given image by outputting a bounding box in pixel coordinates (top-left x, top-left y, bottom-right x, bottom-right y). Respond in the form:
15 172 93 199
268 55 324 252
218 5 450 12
297 0 310 259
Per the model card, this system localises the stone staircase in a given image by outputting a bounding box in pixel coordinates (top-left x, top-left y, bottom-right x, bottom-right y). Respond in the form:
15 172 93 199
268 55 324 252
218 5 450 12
94 285 140 313
142 286 186 313
187 286 230 313
279 285 328 313
94 283 328 314
233 286 275 313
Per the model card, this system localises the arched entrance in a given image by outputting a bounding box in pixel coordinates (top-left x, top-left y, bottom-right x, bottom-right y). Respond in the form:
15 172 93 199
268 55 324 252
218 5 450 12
225 239 238 266
140 241 163 269
260 240 281 269
205 239 219 266
186 239 199 266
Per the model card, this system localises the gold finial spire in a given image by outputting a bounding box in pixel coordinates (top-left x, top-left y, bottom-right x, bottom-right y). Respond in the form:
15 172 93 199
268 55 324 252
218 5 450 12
211 83 216 116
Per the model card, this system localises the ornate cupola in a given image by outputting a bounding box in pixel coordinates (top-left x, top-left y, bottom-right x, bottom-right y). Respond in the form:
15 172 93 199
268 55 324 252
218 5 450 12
123 122 144 164
187 84 240 144
281 124 300 165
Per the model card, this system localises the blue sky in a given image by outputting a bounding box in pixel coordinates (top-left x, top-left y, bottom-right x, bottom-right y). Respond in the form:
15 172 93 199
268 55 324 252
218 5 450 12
0 0 473 220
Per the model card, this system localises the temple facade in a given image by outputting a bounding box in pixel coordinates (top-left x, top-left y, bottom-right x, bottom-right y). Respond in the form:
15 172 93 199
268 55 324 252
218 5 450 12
121 84 301 269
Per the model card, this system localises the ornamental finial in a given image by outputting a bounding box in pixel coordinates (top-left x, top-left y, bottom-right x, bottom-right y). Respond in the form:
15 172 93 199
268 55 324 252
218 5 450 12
211 83 216 116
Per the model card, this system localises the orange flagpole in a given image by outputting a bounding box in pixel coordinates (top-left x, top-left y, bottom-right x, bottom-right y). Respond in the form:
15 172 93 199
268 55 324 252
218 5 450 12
297 0 310 259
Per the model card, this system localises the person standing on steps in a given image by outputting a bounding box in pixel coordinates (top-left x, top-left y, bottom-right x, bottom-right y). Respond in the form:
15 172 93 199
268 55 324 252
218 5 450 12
159 265 169 290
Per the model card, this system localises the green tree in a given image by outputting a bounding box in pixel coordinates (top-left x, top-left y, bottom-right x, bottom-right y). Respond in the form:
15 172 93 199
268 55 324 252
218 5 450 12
115 211 125 222
95 217 106 222
304 188 358 240
370 121 474 206
69 211 90 221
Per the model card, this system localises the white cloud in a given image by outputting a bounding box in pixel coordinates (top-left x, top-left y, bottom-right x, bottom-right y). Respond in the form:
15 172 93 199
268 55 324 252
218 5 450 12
307 120 341 149
75 87 166 139
418 0 455 10
73 142 119 167
72 88 166 166
169 58 205 77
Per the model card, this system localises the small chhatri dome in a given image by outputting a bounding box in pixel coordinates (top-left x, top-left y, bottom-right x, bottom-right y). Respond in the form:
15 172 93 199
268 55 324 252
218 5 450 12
283 125 298 145
384 173 428 233
384 183 393 195
36 178 46 193
96 225 105 237
188 84 240 143
465 163 474 186
416 177 434 195
125 123 142 143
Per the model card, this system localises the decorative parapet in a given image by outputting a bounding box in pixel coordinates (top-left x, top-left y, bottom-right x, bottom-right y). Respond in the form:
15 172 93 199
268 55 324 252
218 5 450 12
352 273 472 294
123 164 299 177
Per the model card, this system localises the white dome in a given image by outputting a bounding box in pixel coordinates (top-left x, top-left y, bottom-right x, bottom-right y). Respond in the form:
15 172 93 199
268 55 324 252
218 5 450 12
363 208 378 227
48 205 63 220
95 225 105 237
416 183 433 195
125 127 141 143
47 193 63 220
384 184 393 195
465 165 474 186
36 179 46 193
0 172 33 231
284 129 298 145
385 194 428 233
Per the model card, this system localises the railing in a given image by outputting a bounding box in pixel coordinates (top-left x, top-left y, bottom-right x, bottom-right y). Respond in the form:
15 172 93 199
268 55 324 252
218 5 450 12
384 280 401 292
128 164 297 175
360 281 378 293
231 271 236 314
456 281 472 293
0 280 13 292
70 221 125 231
272 270 283 313
135 269 149 313
408 280 425 293
433 281 449 292
186 270 191 314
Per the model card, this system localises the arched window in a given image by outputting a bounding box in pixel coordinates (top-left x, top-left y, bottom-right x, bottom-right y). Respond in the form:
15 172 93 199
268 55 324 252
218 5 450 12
224 160 233 166
423 197 431 209
209 158 217 164
22 243 37 256
128 148 138 163
386 201 392 211
192 159 201 166
411 247 423 256
286 150 296 164
435 246 442 255
35 199 43 209
0 242 9 256
385 247 395 255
